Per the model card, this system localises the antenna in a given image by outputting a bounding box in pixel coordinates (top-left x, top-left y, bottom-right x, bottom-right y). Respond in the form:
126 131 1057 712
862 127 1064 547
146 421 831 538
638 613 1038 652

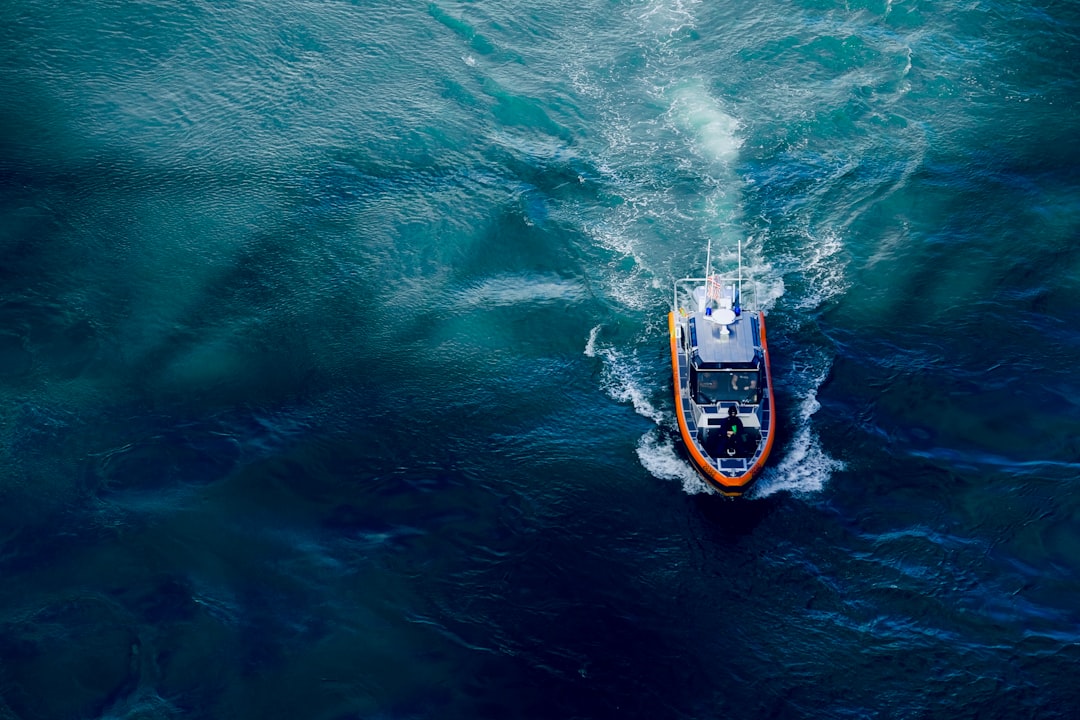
738 238 742 302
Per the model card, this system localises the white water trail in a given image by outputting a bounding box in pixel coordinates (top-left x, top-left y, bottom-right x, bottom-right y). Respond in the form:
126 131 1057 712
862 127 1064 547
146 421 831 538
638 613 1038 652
667 79 745 253
584 327 712 495
749 228 849 498
792 228 849 311
577 2 845 498
585 325 664 424
636 429 712 495
751 360 845 499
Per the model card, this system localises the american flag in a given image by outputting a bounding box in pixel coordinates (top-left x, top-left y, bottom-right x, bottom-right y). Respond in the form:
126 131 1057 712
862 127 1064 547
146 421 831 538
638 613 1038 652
706 274 725 302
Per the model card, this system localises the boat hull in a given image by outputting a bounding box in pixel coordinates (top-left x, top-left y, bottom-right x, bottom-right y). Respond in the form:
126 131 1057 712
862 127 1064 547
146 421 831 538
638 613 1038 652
668 310 776 497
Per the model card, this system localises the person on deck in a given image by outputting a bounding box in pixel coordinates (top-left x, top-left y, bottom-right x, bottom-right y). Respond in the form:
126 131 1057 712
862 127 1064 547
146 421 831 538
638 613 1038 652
708 406 743 457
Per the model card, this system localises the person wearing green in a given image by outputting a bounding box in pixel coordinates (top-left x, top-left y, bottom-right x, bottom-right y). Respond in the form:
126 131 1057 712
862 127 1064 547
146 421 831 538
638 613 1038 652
707 406 743 457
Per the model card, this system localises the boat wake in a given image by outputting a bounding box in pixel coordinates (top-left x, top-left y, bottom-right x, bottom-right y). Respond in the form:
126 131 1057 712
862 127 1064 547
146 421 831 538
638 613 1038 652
750 228 850 498
575 0 847 499
585 326 712 495
751 359 845 499
584 326 663 425
636 429 713 495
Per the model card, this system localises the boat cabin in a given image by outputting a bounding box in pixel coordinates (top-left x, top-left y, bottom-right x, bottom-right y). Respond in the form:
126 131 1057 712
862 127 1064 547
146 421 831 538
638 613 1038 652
681 290 766 459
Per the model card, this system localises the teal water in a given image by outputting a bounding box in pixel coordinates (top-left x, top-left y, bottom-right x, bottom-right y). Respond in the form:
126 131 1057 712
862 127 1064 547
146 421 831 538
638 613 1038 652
2 0 1079 717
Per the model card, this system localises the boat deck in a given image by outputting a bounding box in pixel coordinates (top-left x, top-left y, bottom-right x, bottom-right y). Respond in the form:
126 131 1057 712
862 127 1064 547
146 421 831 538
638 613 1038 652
676 351 767 477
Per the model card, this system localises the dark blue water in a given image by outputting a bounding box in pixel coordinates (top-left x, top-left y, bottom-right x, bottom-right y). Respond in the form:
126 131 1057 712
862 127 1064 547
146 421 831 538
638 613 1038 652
2 0 1079 717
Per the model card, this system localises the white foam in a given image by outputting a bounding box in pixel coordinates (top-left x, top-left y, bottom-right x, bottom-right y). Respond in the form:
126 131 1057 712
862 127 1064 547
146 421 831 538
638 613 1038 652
636 429 712 494
583 324 601 359
637 0 700 40
752 358 845 498
586 320 676 428
792 228 850 311
587 327 716 497
669 81 743 166
598 347 665 424
456 273 587 307
753 429 843 498
665 80 751 268
582 217 659 312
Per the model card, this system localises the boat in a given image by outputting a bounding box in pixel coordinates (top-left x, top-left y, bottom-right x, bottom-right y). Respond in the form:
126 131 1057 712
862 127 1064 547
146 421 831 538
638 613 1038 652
667 241 775 497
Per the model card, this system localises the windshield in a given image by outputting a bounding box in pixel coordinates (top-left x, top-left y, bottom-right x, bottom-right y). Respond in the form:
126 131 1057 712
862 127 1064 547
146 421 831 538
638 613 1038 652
694 370 760 404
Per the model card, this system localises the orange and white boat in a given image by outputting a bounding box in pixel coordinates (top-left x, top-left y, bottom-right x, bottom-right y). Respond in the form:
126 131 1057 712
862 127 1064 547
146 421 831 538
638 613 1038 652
668 242 775 496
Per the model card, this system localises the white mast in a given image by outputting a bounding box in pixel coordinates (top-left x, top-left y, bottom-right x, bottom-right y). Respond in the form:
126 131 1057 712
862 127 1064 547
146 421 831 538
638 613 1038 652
737 238 742 304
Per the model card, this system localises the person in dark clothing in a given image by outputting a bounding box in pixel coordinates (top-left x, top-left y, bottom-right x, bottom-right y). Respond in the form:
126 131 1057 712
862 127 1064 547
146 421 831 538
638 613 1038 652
708 406 743 457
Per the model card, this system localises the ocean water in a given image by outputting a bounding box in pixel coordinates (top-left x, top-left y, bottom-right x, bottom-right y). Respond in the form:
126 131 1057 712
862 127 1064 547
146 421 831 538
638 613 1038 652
2 0 1079 717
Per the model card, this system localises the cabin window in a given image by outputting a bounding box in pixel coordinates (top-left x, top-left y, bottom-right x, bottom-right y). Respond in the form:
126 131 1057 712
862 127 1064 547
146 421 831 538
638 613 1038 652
693 369 761 404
